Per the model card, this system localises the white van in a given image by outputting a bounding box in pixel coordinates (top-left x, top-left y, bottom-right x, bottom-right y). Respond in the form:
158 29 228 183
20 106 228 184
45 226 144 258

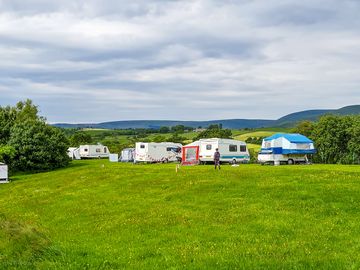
187 138 250 164
135 142 182 163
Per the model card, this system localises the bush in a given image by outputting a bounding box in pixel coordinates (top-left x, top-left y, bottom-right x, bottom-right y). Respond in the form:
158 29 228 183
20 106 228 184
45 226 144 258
9 120 70 171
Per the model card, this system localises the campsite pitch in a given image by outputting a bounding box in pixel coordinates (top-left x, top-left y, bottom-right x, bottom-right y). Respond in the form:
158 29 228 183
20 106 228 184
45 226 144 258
1 160 360 269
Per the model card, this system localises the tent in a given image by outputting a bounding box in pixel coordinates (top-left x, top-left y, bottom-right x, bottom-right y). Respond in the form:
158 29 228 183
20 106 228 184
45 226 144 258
0 163 9 183
67 147 81 160
120 148 135 162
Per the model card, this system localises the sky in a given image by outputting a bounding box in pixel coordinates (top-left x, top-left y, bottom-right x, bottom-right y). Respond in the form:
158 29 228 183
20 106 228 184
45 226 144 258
0 0 359 123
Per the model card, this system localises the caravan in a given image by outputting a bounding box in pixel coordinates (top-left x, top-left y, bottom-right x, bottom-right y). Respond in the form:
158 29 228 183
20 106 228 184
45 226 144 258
258 133 316 165
79 144 110 159
186 138 250 164
135 142 182 163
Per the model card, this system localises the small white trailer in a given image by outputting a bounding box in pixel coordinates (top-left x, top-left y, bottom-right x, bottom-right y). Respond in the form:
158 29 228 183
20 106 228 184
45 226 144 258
79 144 110 159
67 147 81 160
186 138 250 164
0 163 9 183
120 148 135 162
135 142 182 163
258 133 316 165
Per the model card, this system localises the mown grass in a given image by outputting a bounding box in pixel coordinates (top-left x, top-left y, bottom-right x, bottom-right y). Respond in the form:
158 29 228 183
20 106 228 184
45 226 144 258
1 160 360 269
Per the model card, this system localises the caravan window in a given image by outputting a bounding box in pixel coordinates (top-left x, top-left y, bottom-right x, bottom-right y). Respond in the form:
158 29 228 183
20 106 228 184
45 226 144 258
167 147 180 153
96 148 101 153
206 144 212 150
84 148 88 152
229 145 237 152
240 145 247 152
104 148 107 153
140 145 145 149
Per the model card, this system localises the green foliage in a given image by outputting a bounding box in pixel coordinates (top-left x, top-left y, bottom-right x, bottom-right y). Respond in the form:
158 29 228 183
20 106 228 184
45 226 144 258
292 120 315 138
0 99 40 144
69 131 92 146
8 121 70 172
194 125 232 140
245 136 264 144
1 161 360 268
168 133 186 144
0 145 16 163
311 115 359 164
159 126 170 133
152 135 167 143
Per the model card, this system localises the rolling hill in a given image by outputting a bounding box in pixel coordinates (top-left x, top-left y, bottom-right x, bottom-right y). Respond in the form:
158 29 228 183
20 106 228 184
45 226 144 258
54 105 360 129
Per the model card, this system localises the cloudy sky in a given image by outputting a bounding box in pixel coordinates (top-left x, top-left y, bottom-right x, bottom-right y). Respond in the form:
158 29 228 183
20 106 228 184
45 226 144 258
0 0 359 123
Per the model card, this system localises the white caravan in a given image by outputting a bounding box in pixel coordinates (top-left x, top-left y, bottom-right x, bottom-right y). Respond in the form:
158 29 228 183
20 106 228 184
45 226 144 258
258 133 316 165
67 147 81 160
135 142 182 163
79 144 110 159
187 138 250 164
0 163 8 183
120 148 135 162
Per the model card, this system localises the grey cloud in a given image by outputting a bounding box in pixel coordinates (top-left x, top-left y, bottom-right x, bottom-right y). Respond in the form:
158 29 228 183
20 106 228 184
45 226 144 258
0 0 359 122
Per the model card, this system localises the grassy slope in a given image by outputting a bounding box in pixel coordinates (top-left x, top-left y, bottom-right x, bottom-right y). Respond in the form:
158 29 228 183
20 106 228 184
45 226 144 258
1 160 360 269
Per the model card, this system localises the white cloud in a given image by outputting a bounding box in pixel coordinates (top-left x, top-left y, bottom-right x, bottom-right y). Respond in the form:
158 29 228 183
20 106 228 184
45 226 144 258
0 0 359 122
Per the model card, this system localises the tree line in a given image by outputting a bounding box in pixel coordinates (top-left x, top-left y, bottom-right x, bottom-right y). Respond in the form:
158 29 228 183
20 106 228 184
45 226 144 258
294 115 360 164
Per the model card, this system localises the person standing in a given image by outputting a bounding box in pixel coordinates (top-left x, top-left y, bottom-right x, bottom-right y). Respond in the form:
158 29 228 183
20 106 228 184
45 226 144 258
214 148 221 170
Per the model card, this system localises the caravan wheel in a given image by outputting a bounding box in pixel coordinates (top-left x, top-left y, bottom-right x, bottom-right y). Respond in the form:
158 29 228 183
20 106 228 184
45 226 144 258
287 159 294 165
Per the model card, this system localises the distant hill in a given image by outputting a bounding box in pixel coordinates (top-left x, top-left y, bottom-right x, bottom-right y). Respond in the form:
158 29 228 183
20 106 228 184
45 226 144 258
54 105 360 129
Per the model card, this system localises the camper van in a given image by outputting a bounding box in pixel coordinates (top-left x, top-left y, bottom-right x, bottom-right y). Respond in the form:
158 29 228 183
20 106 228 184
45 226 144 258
135 142 182 163
79 144 110 159
0 163 8 183
258 133 316 165
187 138 250 164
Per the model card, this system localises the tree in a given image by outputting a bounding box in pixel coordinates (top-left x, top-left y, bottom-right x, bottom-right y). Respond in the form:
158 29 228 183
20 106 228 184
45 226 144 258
8 121 70 171
292 120 314 138
311 115 354 164
70 131 92 146
168 133 186 144
171 125 185 133
0 145 16 164
194 126 232 140
0 99 40 144
159 126 170 133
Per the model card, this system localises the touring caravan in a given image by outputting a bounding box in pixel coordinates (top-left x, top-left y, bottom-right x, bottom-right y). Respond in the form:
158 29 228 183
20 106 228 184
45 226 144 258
120 148 135 162
135 142 182 163
258 133 316 165
0 163 8 183
186 138 250 164
67 147 81 160
79 144 110 159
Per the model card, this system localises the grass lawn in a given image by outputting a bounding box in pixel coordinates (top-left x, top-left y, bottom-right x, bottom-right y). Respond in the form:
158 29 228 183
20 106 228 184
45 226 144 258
1 160 360 269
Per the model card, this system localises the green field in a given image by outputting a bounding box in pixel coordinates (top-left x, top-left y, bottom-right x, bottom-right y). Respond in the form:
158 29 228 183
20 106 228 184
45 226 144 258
1 160 360 269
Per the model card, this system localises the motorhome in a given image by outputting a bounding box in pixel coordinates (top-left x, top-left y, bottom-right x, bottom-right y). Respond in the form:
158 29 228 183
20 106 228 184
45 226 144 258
79 144 110 159
258 133 316 165
0 163 8 183
135 142 182 163
186 138 250 164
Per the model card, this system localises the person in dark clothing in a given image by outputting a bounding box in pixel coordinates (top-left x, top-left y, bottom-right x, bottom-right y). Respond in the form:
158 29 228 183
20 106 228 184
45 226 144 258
214 148 221 170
